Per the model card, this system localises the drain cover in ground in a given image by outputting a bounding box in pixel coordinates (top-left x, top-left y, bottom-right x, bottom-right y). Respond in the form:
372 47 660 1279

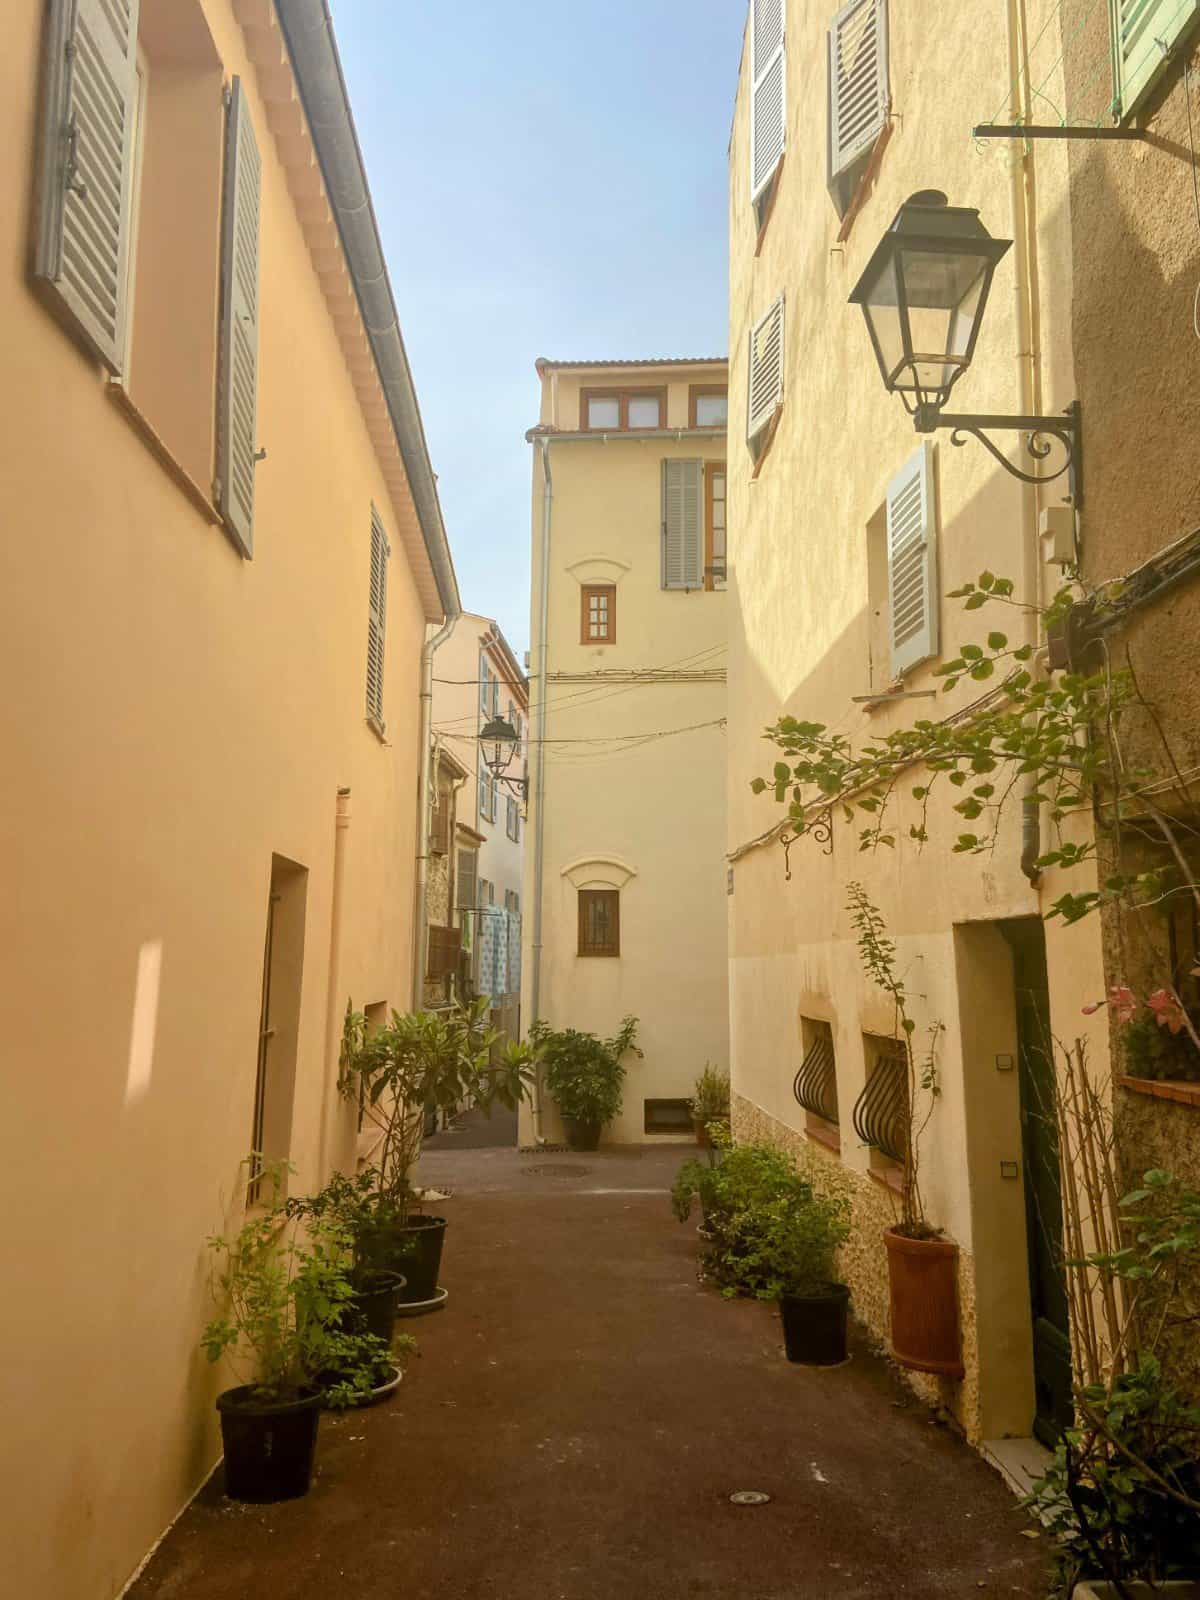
729 1490 771 1506
521 1163 592 1177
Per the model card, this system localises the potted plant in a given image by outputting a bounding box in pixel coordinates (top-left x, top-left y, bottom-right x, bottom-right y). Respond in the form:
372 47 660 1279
846 885 962 1378
201 1162 387 1502
529 1015 640 1150
726 1190 852 1364
337 998 534 1308
689 1063 730 1146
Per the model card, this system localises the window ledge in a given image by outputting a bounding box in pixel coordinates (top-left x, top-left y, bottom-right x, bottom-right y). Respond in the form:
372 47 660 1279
868 1163 905 1197
852 687 938 713
1117 1073 1200 1109
805 1122 842 1155
106 381 222 529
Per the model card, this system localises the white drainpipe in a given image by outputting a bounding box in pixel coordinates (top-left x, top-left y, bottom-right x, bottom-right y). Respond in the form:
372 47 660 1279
528 435 554 1141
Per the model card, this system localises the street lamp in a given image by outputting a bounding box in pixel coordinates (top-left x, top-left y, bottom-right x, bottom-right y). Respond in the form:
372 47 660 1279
479 714 527 800
850 191 1081 502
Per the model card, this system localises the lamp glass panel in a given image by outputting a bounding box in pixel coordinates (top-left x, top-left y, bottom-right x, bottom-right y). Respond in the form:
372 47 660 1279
897 248 989 393
859 253 907 390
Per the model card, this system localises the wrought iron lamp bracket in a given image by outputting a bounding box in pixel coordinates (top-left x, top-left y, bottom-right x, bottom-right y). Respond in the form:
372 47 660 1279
912 400 1082 507
781 807 834 878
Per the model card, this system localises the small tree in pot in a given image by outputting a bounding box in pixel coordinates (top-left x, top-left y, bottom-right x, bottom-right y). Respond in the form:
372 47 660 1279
689 1063 730 1147
202 1162 387 1502
721 1190 852 1364
530 1015 640 1150
337 997 535 1305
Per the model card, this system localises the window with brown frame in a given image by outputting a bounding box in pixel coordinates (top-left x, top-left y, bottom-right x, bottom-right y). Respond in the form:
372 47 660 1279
580 387 665 431
704 463 727 591
689 385 729 428
580 584 616 644
578 889 620 957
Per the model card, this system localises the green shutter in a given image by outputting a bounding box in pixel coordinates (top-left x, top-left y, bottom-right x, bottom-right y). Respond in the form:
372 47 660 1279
34 0 141 372
1112 0 1200 117
366 508 389 728
216 79 262 557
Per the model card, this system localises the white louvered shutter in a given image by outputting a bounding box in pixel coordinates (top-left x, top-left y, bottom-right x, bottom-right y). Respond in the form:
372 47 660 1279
828 0 888 189
367 509 389 727
661 461 704 589
216 79 262 559
886 443 938 678
34 0 141 372
747 295 785 443
750 0 786 202
1112 0 1199 117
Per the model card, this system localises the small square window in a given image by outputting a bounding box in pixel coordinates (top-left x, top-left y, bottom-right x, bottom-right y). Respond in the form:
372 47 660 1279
578 889 620 956
580 584 616 644
627 394 661 429
691 387 729 427
587 396 621 429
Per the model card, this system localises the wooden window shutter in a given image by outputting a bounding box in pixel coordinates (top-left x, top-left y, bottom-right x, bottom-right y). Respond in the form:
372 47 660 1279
827 0 888 215
661 461 704 589
750 0 786 202
747 295 785 443
215 78 262 558
886 442 938 678
456 848 478 911
426 924 461 980
34 0 141 372
366 508 389 727
1112 0 1199 117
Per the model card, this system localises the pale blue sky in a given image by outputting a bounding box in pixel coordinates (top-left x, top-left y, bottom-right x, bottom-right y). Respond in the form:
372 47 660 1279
335 1 746 659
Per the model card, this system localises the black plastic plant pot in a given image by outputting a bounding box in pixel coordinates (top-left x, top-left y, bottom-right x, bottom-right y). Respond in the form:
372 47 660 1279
393 1215 447 1304
215 1386 321 1503
779 1282 851 1366
352 1270 406 1343
561 1115 602 1151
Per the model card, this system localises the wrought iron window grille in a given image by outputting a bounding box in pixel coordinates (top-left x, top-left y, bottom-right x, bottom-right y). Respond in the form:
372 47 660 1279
851 1046 908 1164
793 1034 839 1125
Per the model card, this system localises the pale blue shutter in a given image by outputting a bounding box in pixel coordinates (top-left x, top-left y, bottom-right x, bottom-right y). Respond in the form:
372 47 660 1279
216 79 262 558
747 296 785 443
1113 0 1199 117
750 0 786 202
886 443 938 677
34 0 141 372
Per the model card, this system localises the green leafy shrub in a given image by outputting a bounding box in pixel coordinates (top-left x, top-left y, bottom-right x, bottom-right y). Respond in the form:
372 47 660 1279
718 1189 850 1300
530 1015 640 1129
671 1155 721 1223
689 1063 730 1128
202 1161 387 1406
1122 1013 1200 1083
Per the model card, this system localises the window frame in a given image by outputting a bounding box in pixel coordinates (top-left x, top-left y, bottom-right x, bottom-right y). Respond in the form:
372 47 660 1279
578 888 621 958
704 462 727 592
580 387 667 432
689 385 729 428
580 583 617 645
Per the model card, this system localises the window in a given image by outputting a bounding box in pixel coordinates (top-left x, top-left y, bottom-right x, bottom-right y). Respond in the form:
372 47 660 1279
249 855 308 1197
1112 0 1200 119
705 464 727 590
478 766 496 824
479 656 491 713
430 785 451 854
750 0 786 224
504 889 521 915
426 924 461 980
827 0 889 221
580 388 665 431
690 385 729 428
506 794 521 842
662 461 704 590
884 442 938 677
578 889 620 957
34 2 259 551
644 1099 694 1134
747 296 785 456
366 508 390 731
479 877 495 907
456 847 479 912
852 1037 908 1185
794 1019 839 1151
581 584 616 643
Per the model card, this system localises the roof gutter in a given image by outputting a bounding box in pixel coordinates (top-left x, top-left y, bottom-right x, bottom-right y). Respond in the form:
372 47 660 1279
274 0 460 619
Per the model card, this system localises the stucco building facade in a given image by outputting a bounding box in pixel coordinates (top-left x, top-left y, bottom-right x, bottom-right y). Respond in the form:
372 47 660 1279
0 2 457 1595
725 0 1115 1451
520 359 731 1145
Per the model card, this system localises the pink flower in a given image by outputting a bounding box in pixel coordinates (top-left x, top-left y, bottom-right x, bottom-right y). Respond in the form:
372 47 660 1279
1147 989 1187 1035
1109 985 1139 1025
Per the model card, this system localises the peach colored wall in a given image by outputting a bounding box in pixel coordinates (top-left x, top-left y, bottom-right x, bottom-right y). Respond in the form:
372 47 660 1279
0 3 440 1595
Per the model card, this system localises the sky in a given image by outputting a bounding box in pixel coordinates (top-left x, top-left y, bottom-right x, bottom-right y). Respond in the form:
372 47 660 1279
334 1 747 661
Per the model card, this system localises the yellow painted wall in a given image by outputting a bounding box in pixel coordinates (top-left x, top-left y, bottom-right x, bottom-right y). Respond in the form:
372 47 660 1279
521 365 730 1144
0 3 442 1594
725 0 1107 1439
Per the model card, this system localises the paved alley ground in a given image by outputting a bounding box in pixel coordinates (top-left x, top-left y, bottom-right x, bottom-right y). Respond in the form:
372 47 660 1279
130 1146 1049 1600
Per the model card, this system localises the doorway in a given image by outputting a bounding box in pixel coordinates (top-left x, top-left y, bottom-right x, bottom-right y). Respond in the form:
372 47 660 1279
999 917 1072 1446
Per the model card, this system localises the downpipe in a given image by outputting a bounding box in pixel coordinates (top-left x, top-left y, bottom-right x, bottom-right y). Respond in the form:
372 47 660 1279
528 436 553 1143
319 786 352 1172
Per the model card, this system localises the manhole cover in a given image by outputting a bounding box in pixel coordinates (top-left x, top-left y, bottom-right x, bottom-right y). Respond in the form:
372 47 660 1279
521 1163 592 1177
729 1490 772 1506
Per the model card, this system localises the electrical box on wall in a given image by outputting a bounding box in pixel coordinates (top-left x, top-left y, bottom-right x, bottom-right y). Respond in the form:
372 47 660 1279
1040 505 1076 567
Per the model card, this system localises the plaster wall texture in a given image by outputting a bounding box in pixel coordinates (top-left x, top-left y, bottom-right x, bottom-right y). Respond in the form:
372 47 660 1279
725 0 1106 1442
0 3 442 1594
430 613 528 916
520 365 730 1145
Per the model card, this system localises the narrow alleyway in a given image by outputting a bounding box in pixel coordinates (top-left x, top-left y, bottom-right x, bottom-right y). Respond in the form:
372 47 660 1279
131 1148 1048 1599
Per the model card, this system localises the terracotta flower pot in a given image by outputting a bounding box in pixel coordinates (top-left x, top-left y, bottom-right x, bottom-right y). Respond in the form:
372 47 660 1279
693 1117 712 1149
883 1227 964 1378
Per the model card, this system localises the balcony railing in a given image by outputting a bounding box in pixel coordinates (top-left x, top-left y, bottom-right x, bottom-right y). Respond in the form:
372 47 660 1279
793 1034 838 1124
851 1046 908 1164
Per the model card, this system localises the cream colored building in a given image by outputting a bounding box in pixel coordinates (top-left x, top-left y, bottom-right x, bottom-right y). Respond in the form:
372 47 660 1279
0 2 457 1595
521 359 731 1145
726 0 1110 1450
